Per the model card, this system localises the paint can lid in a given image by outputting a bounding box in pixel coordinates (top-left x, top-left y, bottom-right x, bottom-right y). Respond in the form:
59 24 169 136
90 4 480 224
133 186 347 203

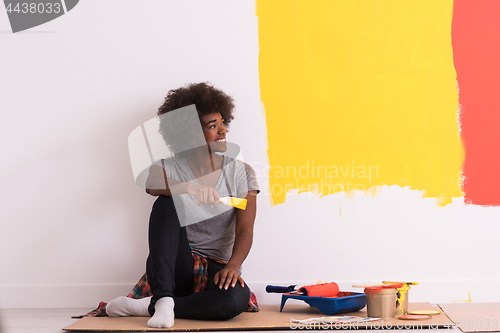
398 314 432 320
409 310 441 316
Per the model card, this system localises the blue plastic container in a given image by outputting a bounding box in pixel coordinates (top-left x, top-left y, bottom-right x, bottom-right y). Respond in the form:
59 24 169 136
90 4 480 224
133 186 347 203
280 291 367 315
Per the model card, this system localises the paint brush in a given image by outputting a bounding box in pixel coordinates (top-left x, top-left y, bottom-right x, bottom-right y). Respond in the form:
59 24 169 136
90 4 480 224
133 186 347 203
219 197 247 210
382 281 418 286
266 282 340 297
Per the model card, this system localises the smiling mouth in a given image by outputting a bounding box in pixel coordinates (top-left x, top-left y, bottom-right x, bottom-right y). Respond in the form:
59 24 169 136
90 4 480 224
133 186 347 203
215 138 226 142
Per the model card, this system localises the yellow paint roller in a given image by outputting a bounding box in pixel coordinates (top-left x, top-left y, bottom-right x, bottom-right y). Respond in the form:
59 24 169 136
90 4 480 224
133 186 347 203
219 197 247 210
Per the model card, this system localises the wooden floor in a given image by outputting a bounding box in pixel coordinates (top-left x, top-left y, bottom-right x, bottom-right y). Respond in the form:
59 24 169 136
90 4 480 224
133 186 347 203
0 308 462 333
0 308 89 333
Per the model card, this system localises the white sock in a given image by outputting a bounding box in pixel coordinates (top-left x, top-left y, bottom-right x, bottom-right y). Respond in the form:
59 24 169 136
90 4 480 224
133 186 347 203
106 296 151 317
147 297 175 328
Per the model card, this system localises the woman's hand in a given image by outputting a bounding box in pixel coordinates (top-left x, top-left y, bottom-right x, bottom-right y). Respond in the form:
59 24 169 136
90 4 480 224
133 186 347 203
213 265 245 290
187 183 223 207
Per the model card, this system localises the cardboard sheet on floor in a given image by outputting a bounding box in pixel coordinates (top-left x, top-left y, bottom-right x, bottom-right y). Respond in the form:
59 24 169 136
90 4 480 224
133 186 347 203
64 303 451 331
439 303 500 332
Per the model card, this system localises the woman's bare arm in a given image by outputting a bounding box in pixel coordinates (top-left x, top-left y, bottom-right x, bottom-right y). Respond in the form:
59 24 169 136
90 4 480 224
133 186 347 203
214 190 258 289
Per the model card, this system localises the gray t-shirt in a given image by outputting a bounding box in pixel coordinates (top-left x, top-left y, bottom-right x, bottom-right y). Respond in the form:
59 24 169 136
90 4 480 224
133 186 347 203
156 156 259 261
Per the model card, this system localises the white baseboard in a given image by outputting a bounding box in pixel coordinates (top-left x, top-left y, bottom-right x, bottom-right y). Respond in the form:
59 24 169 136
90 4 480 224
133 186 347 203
0 284 134 309
1 280 499 308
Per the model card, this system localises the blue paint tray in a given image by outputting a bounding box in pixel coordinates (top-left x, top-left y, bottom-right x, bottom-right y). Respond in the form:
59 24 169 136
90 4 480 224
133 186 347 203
280 291 366 315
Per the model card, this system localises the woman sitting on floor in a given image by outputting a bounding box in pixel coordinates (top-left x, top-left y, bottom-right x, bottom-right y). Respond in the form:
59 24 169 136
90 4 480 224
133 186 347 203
105 82 259 328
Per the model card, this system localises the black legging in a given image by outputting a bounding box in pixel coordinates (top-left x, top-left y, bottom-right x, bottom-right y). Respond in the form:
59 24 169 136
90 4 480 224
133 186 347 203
146 195 250 320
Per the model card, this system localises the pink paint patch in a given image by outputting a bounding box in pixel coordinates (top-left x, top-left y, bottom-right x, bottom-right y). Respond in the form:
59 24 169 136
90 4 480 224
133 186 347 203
453 0 500 206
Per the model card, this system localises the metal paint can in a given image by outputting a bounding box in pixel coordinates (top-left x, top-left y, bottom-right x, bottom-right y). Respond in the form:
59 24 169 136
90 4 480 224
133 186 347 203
382 281 418 315
364 283 402 319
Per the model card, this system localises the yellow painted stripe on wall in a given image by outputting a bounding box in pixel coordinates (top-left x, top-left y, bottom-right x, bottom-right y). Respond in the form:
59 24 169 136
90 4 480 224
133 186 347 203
257 0 464 206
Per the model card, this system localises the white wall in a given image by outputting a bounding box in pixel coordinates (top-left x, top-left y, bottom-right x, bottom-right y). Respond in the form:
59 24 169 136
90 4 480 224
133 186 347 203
1 0 499 309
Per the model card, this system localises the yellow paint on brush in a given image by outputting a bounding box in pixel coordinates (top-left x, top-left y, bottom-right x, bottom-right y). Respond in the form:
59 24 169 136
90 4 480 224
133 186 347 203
230 197 247 210
257 0 464 206
220 197 247 210
219 197 247 210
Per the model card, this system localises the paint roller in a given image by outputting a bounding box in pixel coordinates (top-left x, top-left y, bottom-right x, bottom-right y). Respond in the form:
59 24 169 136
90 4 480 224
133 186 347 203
266 282 340 297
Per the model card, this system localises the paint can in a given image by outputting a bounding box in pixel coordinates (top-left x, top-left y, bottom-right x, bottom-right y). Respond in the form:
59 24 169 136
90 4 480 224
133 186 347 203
364 283 402 319
382 281 418 315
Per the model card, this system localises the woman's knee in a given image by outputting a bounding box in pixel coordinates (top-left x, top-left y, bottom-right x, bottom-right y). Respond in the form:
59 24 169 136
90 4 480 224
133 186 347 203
152 195 175 213
152 195 184 220
149 195 183 228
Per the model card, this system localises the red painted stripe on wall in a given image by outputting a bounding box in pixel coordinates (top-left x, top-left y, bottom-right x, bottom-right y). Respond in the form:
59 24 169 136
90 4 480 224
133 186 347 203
452 0 500 206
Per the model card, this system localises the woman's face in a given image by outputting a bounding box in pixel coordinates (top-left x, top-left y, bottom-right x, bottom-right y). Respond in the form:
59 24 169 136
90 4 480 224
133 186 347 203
201 112 227 153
